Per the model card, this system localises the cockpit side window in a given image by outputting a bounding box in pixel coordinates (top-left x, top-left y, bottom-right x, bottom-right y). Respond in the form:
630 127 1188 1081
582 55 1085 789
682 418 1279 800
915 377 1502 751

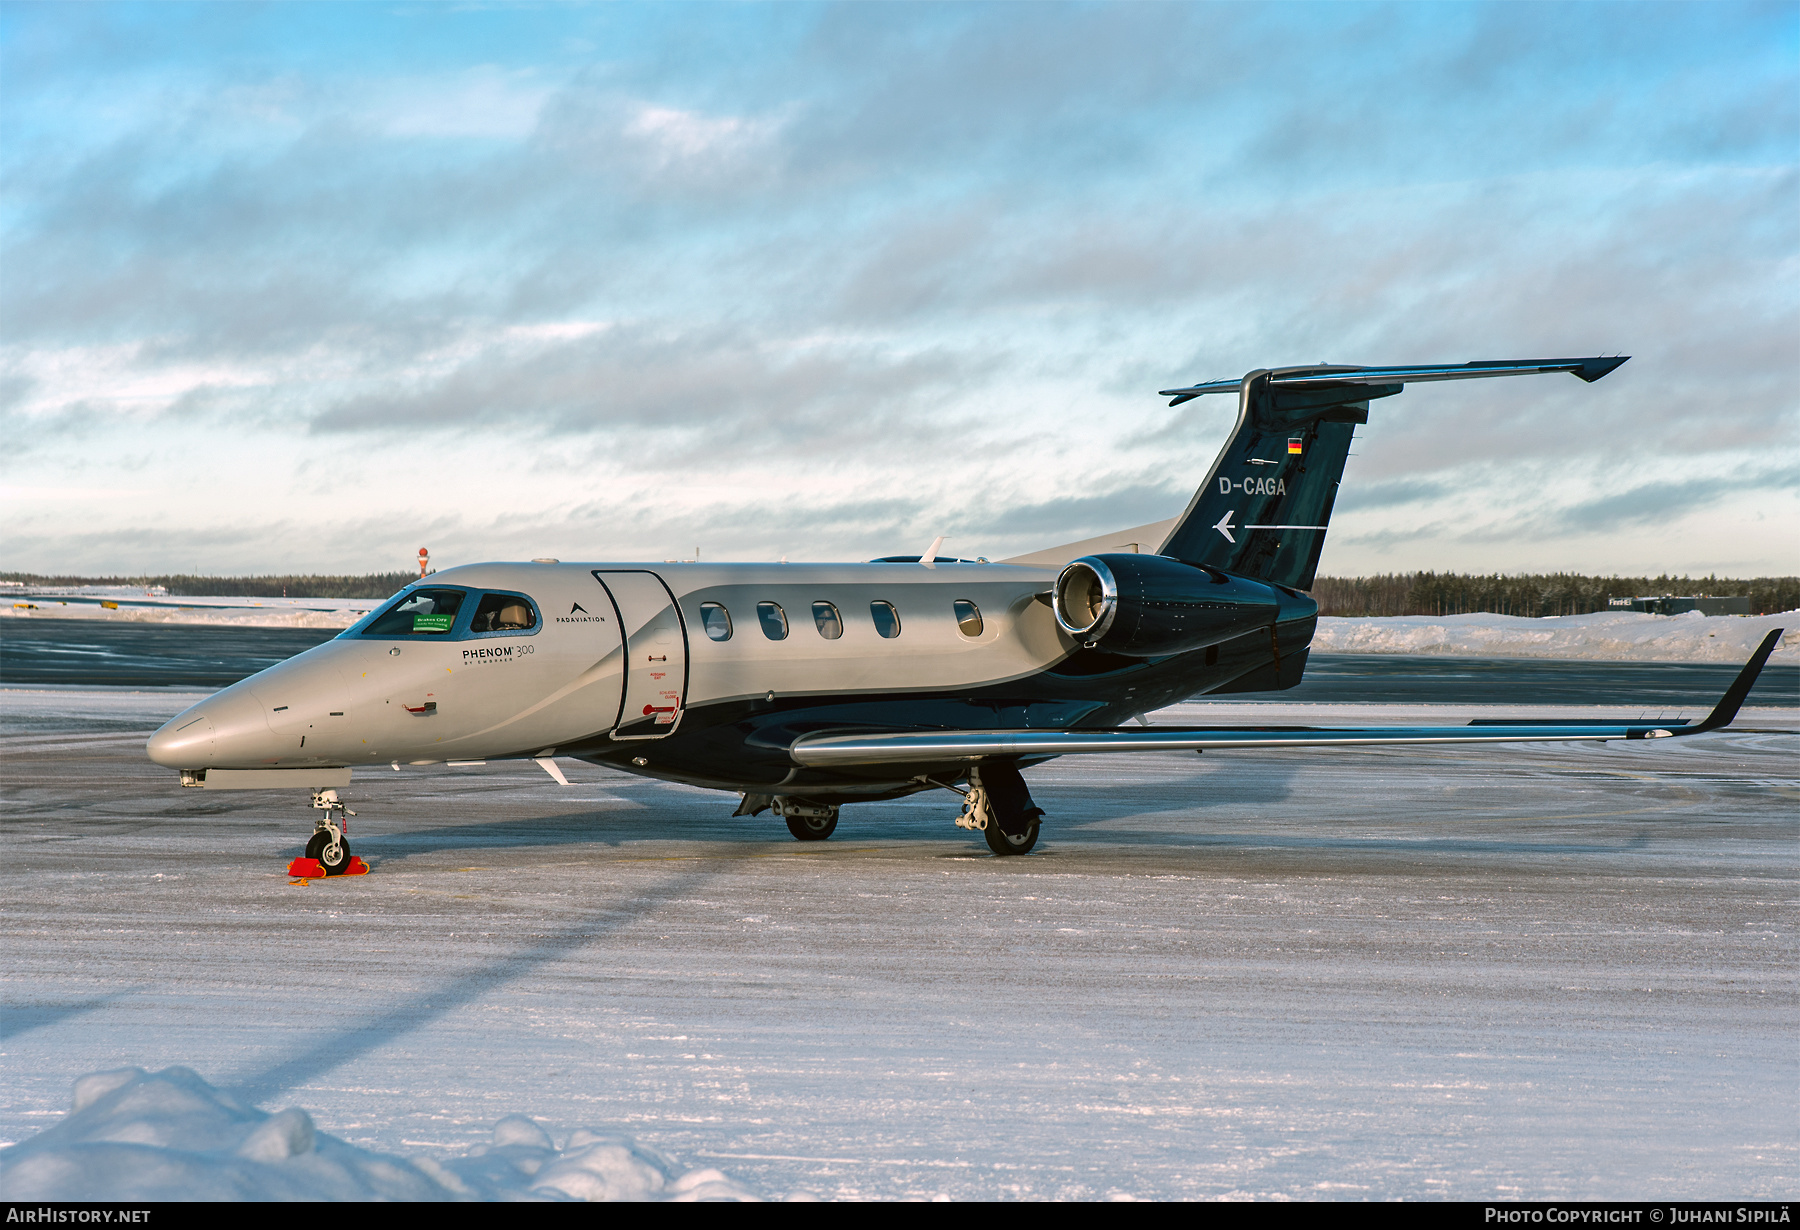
361 587 467 636
469 592 539 634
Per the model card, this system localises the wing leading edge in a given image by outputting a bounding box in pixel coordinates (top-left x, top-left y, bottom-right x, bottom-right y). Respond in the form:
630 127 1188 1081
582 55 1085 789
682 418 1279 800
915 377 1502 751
789 630 1783 768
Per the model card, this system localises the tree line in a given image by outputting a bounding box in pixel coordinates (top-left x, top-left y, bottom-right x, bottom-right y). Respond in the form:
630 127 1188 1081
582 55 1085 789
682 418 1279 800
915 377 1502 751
1309 573 1800 618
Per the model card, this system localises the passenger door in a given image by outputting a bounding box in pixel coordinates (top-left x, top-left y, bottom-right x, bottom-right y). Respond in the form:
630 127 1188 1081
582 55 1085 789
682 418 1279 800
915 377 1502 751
592 570 688 740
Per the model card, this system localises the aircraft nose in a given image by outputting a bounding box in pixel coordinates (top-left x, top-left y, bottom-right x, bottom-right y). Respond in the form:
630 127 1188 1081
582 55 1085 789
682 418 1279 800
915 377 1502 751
146 686 272 769
146 709 212 767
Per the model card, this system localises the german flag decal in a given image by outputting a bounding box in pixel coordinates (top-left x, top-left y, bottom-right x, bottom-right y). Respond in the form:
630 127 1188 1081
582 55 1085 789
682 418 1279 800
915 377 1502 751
1287 438 1303 455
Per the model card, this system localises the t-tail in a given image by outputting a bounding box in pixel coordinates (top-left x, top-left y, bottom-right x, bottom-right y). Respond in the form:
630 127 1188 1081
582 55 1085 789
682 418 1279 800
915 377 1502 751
1155 357 1629 590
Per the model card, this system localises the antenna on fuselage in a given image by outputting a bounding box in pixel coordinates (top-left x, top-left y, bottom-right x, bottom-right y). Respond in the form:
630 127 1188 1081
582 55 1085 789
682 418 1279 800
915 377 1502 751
922 535 946 566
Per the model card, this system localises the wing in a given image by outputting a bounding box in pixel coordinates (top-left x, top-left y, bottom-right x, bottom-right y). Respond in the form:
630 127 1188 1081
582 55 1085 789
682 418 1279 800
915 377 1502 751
790 631 1782 768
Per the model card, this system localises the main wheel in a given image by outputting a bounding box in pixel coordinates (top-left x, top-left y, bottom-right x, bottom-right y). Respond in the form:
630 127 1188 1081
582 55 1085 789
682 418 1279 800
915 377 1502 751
785 812 837 841
305 829 352 875
984 815 1040 856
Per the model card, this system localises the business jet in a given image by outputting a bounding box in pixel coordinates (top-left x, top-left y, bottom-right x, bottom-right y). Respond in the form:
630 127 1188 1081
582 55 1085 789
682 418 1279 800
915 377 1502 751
145 356 1783 871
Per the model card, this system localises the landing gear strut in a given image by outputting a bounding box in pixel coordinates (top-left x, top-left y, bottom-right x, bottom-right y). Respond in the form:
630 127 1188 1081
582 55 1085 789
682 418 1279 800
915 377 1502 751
773 796 839 841
952 762 1043 856
304 788 356 875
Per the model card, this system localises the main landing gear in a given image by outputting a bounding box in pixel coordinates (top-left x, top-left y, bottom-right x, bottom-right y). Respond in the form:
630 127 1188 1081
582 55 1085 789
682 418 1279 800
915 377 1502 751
952 762 1044 856
290 788 365 877
773 797 839 842
736 771 1044 854
730 793 841 842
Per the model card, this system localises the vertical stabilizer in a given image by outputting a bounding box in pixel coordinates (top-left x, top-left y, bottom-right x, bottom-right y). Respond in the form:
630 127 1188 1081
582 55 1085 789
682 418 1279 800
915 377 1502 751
1158 370 1397 590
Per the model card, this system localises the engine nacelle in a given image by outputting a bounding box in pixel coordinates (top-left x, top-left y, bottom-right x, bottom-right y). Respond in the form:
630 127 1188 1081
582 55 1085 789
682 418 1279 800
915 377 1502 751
1052 554 1286 657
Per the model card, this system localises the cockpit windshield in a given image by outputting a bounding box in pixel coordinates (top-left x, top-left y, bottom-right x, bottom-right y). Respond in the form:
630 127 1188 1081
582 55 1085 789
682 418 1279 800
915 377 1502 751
360 587 467 636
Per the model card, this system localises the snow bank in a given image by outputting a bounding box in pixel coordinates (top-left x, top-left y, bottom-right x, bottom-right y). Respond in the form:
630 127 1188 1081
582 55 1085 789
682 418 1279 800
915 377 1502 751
0 1066 762 1202
1313 609 1797 664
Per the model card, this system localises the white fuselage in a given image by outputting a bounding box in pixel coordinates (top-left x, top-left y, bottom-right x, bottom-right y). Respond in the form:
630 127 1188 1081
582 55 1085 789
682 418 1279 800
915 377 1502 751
147 560 1073 773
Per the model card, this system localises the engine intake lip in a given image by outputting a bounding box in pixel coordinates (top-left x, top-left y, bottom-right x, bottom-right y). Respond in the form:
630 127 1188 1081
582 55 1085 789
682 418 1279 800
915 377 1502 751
1053 557 1118 641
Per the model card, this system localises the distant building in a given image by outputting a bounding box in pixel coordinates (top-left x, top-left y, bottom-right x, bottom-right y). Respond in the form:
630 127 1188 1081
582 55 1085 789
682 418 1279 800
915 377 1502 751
1608 595 1751 616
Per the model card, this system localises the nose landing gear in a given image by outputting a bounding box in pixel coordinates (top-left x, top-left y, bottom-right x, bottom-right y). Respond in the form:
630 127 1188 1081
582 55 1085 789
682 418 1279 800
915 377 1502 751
288 788 369 878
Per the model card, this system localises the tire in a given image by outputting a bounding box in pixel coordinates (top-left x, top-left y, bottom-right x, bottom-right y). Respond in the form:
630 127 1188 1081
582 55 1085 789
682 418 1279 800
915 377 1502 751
305 829 352 875
785 812 838 841
984 815 1040 856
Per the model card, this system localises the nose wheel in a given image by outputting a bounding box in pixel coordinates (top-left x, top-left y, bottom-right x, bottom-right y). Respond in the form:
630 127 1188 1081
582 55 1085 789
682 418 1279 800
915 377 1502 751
305 825 352 874
290 788 363 878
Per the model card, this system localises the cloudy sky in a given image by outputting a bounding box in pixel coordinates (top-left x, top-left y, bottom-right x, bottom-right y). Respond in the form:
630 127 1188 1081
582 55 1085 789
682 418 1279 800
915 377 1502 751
2 2 1795 579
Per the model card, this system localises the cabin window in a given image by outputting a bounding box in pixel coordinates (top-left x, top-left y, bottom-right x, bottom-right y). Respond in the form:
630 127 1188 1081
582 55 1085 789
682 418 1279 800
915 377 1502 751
812 601 843 640
700 602 733 641
953 599 983 637
870 600 902 639
362 587 467 636
469 592 538 633
757 601 789 640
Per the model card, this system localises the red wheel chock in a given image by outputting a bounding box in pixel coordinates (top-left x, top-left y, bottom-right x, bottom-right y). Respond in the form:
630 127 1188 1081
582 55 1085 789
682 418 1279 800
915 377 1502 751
286 856 369 880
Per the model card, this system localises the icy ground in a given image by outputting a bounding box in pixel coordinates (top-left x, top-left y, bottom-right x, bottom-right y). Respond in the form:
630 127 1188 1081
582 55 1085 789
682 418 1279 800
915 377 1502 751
5 591 1793 666
2 688 1796 1200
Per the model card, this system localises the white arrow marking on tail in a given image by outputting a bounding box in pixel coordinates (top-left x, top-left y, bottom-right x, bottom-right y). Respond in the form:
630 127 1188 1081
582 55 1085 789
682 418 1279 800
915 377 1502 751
1214 510 1329 545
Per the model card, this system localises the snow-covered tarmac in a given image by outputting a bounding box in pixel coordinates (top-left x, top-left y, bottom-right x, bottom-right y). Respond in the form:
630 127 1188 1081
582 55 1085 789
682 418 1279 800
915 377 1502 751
3 688 1796 1200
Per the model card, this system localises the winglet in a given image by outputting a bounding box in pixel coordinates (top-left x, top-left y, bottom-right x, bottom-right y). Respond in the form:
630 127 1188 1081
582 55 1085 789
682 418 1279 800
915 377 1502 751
1692 629 1785 733
1571 356 1630 383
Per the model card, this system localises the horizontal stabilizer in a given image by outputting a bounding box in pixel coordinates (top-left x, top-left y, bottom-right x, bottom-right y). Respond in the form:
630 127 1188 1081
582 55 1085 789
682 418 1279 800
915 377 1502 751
1160 357 1628 406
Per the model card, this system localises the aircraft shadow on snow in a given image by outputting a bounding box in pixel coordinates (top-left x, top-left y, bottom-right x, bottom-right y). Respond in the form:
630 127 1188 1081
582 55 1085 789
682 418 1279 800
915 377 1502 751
333 759 1661 864
228 862 727 1106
